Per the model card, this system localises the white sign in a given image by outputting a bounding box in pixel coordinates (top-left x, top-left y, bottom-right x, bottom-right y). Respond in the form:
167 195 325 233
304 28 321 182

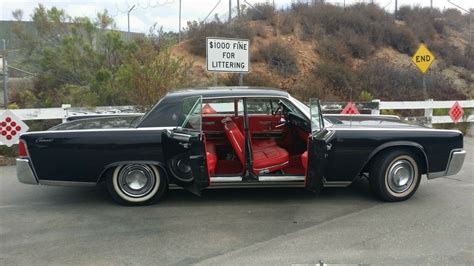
0 110 29 147
206 37 249 73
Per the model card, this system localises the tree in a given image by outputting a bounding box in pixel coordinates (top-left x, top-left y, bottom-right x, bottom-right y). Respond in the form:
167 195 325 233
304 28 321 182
11 5 193 108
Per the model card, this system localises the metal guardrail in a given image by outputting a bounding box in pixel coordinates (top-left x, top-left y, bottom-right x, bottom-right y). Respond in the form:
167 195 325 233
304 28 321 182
1 99 473 127
322 99 474 126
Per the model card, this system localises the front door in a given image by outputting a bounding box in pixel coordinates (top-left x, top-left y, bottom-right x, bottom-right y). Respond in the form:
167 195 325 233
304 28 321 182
305 98 334 192
162 96 209 195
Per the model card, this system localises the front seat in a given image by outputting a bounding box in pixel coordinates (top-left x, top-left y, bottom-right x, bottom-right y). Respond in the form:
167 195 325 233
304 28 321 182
222 118 289 174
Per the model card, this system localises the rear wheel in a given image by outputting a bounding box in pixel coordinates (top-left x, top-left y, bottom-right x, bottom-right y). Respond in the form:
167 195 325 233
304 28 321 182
106 164 168 206
369 149 421 202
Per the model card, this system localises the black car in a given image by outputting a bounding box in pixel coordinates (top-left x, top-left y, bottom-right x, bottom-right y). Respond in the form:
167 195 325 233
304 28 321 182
17 87 466 205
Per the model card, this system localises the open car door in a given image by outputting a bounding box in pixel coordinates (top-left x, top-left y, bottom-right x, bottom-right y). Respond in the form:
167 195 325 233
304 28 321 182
305 98 335 192
162 96 209 195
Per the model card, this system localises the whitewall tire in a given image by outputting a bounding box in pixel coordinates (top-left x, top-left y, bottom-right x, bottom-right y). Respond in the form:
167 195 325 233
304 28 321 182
106 164 168 205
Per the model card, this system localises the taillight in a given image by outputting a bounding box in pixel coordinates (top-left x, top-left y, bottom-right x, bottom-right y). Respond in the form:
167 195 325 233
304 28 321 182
18 140 28 158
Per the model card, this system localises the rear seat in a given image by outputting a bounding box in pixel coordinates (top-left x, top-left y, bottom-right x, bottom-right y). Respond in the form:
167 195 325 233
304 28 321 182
205 141 217 175
222 117 289 174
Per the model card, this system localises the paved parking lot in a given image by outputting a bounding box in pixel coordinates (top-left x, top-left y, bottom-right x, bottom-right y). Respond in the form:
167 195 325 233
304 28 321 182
1 138 473 265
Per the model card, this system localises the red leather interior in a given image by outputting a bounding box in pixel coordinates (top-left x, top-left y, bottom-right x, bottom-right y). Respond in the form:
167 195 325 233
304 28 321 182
222 118 246 164
301 151 308 170
203 103 217 114
223 118 289 174
205 141 217 175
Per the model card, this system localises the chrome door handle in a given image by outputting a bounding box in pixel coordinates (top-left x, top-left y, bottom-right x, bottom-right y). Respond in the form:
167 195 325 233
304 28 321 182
35 138 54 144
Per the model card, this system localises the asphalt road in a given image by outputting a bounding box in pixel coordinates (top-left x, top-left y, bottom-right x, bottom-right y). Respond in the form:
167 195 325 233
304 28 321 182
1 138 473 265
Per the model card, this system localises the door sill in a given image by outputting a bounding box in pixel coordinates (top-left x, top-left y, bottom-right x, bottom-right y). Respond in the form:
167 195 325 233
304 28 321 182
258 175 305 182
210 176 242 182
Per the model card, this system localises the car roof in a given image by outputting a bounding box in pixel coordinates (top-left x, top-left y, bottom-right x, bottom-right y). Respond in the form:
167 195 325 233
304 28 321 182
164 86 289 100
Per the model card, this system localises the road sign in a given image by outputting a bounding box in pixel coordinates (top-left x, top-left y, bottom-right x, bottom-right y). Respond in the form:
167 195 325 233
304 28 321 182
411 44 435 74
206 37 249 73
449 101 464 124
0 110 29 147
341 102 360 114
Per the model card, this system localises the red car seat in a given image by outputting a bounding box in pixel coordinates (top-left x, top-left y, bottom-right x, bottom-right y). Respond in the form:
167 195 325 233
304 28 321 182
222 118 289 174
301 151 308 170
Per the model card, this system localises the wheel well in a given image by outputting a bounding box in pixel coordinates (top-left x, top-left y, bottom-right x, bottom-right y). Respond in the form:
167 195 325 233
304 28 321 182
97 162 169 184
362 146 428 175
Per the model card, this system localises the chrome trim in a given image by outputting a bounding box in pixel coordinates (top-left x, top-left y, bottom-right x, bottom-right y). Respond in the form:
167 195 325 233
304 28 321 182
254 161 289 172
428 149 466 179
209 181 304 189
326 114 401 120
22 126 175 135
38 180 97 186
170 182 305 189
322 177 352 187
210 176 243 182
258 175 304 182
332 127 462 133
16 158 39 185
446 150 466 176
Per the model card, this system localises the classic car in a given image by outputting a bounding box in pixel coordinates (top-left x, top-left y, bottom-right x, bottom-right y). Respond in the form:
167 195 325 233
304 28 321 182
16 87 466 205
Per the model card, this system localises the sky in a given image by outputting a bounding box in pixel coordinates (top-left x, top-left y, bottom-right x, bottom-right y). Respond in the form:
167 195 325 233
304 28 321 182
1 0 473 33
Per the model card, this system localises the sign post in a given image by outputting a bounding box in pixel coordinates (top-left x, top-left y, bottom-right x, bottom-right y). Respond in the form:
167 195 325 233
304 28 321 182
206 37 250 86
411 44 435 99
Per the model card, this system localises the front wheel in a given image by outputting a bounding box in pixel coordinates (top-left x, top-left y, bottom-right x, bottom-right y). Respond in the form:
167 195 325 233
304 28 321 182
369 149 422 202
106 164 168 206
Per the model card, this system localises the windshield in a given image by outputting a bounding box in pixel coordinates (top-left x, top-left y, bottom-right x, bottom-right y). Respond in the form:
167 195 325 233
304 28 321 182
289 96 332 127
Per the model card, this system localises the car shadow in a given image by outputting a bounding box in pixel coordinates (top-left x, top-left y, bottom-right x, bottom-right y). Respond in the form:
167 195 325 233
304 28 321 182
11 177 375 207
160 177 375 206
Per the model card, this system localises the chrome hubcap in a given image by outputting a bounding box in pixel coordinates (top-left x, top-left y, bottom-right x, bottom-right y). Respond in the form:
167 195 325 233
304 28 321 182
387 159 414 193
118 165 156 197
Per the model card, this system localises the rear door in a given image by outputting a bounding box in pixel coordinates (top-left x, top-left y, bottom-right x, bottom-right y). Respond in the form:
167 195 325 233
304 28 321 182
305 98 335 192
162 96 209 195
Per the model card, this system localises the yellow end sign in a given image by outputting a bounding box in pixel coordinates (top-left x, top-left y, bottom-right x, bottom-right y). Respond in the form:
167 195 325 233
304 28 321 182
411 44 435 74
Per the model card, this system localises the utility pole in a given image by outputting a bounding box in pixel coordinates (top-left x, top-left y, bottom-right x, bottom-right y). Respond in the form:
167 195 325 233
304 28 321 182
127 4 136 42
178 0 182 42
237 0 240 17
430 0 433 9
2 39 7 109
229 0 232 23
394 0 398 20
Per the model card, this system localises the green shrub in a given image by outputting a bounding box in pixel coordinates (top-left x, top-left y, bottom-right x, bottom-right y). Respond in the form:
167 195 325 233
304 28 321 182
221 72 277 87
242 3 276 21
313 62 355 95
186 18 254 57
384 25 417 54
279 14 297 35
355 60 467 100
316 35 351 63
259 41 298 76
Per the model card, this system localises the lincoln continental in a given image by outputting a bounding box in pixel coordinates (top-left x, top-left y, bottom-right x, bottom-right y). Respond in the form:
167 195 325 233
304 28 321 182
16 87 466 205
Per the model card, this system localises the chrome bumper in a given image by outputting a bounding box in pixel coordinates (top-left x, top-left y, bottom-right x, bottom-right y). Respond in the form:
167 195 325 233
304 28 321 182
429 149 466 179
16 158 39 185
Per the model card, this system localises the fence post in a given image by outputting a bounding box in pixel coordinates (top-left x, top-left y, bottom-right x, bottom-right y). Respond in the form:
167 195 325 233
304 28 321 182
371 99 380 115
424 99 433 127
61 104 71 123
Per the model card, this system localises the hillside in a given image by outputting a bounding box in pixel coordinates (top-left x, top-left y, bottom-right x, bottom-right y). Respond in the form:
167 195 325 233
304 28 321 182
173 3 473 102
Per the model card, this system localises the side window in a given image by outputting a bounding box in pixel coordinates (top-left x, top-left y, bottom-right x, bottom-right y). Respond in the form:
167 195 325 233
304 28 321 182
202 99 243 116
246 98 273 115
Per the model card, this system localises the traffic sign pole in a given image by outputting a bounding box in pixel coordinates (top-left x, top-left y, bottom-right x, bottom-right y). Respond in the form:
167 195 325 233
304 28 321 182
412 44 435 100
422 75 427 100
2 39 8 109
